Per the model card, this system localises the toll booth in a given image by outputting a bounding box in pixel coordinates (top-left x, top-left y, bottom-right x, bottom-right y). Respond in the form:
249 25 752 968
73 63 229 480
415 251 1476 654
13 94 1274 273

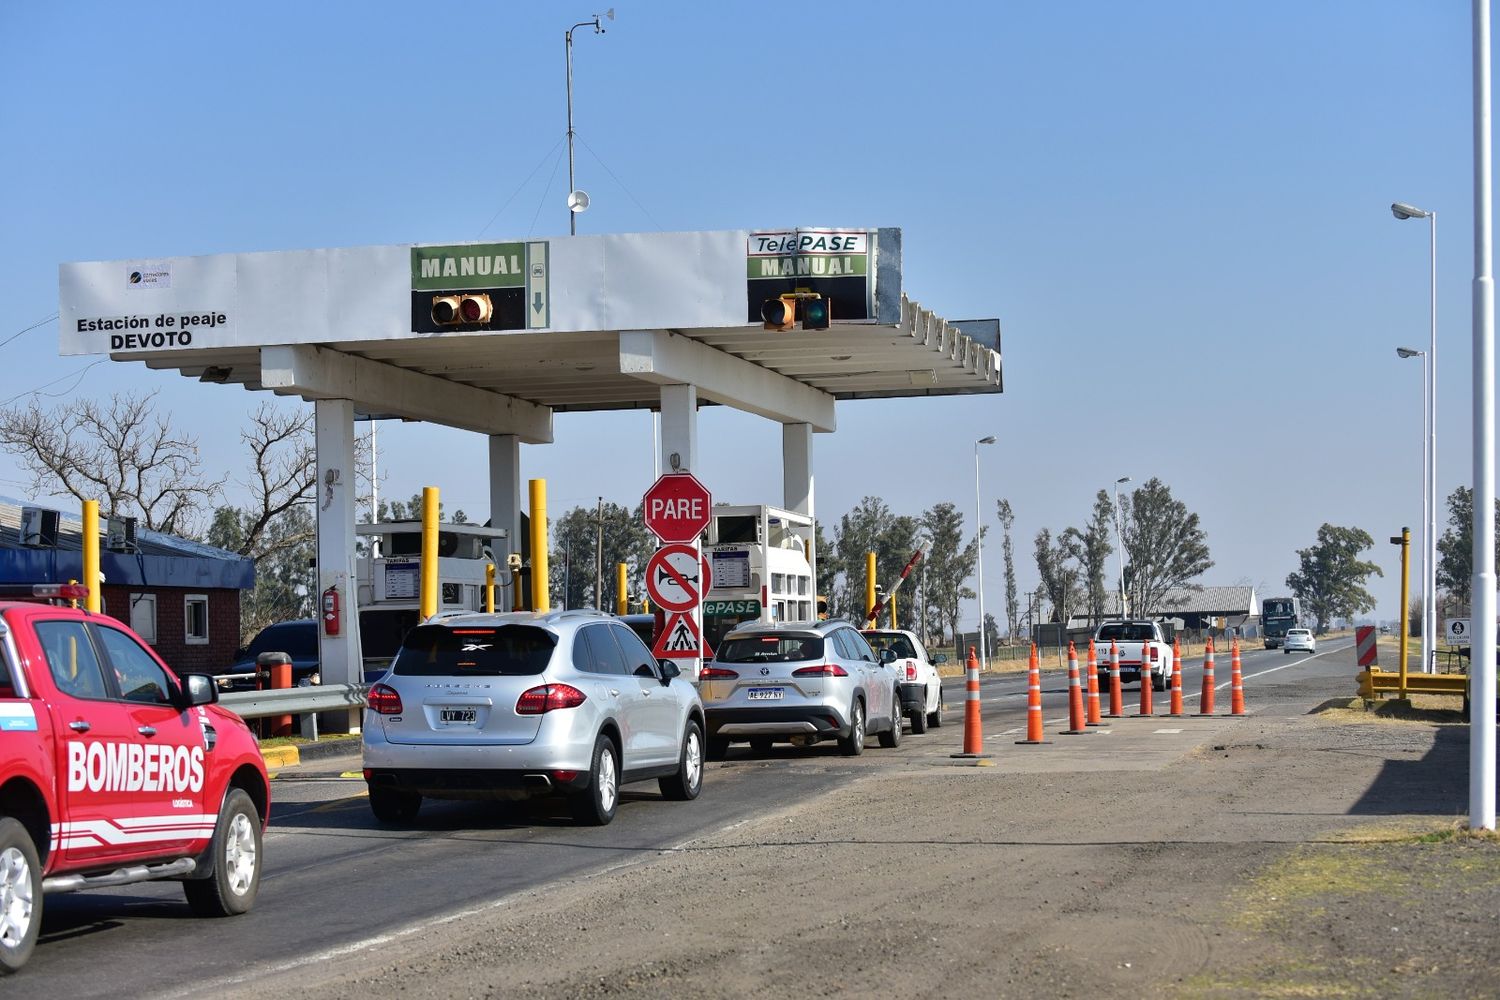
702 505 814 650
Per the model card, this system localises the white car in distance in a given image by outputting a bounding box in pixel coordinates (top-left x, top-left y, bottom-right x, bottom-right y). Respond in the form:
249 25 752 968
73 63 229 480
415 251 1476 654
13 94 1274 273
1283 628 1316 654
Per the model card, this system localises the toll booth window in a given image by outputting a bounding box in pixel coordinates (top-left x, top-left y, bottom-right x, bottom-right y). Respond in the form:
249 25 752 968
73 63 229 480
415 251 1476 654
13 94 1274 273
394 625 556 677
798 576 810 596
185 594 209 645
772 573 786 594
717 634 823 663
714 516 758 545
95 626 175 704
36 620 110 701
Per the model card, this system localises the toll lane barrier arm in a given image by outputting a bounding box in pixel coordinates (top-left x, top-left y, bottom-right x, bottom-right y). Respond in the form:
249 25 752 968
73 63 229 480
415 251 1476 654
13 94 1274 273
218 684 368 719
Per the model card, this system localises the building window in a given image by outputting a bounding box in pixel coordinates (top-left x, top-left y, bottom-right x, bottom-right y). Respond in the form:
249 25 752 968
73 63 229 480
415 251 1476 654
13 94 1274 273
185 594 209 645
129 593 157 645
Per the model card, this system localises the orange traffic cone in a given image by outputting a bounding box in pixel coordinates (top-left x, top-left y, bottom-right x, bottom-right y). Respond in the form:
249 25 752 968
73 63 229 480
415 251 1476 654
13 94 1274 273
1062 641 1090 735
1085 638 1104 726
1016 642 1049 744
1197 637 1216 716
1168 635 1184 718
951 645 990 758
1230 637 1246 716
1107 639 1124 718
1135 643 1155 718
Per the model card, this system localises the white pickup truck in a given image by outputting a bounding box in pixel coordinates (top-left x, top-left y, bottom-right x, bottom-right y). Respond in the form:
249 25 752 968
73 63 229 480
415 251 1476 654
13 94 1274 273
1093 620 1174 691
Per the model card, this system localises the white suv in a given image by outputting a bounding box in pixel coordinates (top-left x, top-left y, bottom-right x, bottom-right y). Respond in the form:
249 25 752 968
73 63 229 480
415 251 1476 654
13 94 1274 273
362 609 705 826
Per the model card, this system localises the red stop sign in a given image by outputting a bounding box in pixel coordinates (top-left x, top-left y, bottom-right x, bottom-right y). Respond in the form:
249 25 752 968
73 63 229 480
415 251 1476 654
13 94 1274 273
642 473 712 543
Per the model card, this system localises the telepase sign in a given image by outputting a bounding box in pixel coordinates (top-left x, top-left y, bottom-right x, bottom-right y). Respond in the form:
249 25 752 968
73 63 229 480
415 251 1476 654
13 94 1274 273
58 228 901 355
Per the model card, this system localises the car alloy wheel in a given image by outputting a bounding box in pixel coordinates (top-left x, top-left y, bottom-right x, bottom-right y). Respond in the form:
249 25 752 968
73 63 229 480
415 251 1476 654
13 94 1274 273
0 818 40 973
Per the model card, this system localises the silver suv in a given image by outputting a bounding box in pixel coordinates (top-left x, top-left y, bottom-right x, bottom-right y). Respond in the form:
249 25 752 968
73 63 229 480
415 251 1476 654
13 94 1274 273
362 609 705 826
700 619 903 758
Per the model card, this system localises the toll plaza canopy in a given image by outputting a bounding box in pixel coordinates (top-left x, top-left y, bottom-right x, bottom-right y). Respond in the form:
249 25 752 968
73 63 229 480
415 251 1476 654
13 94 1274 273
58 227 1001 440
58 226 1003 694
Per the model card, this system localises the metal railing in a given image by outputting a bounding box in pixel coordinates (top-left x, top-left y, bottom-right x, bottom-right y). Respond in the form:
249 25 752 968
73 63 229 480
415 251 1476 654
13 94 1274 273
217 683 367 720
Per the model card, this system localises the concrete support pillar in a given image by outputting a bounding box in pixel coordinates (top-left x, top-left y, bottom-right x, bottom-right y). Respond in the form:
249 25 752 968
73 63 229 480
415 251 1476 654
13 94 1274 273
315 399 364 730
659 384 698 474
488 432 521 575
783 422 816 590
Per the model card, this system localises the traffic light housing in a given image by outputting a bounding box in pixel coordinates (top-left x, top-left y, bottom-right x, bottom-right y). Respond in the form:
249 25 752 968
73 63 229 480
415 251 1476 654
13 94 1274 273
431 293 494 326
759 292 829 331
761 295 797 331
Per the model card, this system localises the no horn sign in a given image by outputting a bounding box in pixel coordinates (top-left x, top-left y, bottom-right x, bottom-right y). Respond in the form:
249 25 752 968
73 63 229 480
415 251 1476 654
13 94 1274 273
642 473 711 543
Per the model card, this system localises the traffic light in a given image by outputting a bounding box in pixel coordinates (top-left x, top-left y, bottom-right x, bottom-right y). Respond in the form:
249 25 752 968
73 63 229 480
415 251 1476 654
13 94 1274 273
759 292 829 331
761 294 797 331
431 293 494 326
800 295 830 330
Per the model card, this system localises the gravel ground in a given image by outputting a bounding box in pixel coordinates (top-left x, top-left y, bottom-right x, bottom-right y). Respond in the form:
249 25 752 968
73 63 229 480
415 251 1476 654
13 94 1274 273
235 697 1499 999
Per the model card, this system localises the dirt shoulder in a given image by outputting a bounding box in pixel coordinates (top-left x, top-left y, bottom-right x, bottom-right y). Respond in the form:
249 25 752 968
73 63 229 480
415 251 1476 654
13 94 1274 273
238 687 1498 999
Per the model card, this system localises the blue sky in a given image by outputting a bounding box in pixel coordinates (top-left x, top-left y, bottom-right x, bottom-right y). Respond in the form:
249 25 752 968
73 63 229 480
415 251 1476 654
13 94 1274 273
0 1 1487 623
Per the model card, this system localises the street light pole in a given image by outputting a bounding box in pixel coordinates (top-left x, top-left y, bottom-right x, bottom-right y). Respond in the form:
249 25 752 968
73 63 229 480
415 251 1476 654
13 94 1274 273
1393 202 1438 675
974 435 996 669
1113 476 1131 618
565 10 613 235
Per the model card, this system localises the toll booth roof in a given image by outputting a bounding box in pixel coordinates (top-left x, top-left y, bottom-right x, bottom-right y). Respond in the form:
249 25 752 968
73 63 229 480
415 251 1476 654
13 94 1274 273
59 228 1001 441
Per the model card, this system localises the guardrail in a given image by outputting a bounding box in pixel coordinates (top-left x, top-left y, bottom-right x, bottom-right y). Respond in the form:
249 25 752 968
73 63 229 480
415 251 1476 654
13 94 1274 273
218 684 367 720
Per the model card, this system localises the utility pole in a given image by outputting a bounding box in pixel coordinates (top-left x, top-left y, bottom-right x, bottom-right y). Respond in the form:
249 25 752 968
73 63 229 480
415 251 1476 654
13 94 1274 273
594 496 604 610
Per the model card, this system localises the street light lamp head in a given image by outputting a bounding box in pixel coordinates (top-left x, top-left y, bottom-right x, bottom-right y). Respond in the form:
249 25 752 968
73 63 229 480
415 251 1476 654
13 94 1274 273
1396 346 1424 359
977 435 996 445
1115 475 1131 485
1391 201 1432 220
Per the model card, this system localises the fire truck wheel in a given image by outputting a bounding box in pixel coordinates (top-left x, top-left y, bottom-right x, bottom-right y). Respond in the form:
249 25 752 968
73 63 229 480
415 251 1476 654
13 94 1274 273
0 818 41 974
184 788 262 917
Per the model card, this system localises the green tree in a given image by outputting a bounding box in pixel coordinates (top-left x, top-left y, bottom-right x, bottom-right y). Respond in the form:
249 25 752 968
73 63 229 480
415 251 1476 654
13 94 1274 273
831 497 920 626
813 519 840 612
1034 527 1081 624
1119 478 1213 616
207 505 315 646
920 501 977 644
997 499 1018 640
1286 524 1383 632
548 502 653 611
379 493 467 524
1063 489 1115 626
1436 485 1500 611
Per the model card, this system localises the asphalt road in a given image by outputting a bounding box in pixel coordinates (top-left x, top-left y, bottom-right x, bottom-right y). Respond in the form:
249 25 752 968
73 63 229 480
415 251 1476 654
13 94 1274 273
21 637 1355 993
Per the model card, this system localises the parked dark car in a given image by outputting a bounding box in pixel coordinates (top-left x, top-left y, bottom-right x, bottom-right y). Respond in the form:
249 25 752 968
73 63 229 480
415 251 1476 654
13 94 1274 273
223 619 320 688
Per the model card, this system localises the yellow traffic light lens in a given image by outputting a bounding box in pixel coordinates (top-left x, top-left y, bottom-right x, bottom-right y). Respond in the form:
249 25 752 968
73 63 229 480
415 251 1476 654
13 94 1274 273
760 299 791 325
431 295 462 324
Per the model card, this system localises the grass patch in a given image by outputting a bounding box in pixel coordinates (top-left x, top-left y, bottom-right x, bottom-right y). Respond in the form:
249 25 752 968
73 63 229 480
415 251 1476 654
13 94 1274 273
256 732 361 750
1311 695 1466 725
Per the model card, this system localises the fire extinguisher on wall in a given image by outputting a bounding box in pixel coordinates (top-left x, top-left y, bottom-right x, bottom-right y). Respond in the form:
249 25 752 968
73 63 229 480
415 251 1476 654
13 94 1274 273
322 584 341 636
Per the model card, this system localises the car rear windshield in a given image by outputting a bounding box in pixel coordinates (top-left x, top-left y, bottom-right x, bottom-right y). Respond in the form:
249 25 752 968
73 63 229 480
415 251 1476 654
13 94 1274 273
1096 624 1156 642
863 632 917 659
716 633 824 664
392 624 556 677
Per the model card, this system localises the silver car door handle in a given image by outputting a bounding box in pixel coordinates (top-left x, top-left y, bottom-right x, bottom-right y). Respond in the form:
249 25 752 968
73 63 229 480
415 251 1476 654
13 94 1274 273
137 725 157 737
641 690 652 697
69 720 91 733
609 689 620 696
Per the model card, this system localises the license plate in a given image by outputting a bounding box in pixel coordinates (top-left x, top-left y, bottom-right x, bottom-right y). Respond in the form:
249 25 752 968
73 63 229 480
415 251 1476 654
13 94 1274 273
440 708 477 724
746 687 784 701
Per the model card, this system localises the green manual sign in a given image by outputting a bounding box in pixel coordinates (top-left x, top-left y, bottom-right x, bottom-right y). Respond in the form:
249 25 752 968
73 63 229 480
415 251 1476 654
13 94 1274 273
409 241 550 332
745 228 876 324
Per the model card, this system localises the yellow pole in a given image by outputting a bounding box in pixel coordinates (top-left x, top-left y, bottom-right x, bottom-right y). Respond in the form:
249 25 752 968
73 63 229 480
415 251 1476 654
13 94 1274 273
485 563 496 613
81 500 100 613
1398 526 1411 700
890 591 898 630
529 479 549 613
616 562 628 615
420 486 439 620
865 551 876 625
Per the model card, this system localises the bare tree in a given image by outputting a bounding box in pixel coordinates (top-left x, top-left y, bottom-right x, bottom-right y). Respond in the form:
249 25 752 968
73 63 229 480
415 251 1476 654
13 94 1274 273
0 390 216 533
231 402 317 561
1062 489 1115 626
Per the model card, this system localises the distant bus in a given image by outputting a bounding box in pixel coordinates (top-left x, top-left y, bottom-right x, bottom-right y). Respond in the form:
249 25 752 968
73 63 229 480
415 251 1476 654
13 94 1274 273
1262 596 1301 648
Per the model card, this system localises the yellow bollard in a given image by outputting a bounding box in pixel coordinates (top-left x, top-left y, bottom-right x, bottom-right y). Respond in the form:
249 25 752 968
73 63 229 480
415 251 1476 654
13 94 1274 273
616 562 628 615
421 486 440 620
529 479 549 613
82 500 100 613
865 552 877 625
1394 526 1411 700
485 563 495 613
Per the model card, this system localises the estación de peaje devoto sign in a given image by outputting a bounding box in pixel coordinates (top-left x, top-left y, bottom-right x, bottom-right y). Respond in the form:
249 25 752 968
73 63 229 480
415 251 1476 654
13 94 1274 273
58 227 901 355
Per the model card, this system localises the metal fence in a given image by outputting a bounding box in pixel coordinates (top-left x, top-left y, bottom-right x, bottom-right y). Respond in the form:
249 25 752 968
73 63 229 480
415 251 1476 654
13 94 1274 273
217 684 367 720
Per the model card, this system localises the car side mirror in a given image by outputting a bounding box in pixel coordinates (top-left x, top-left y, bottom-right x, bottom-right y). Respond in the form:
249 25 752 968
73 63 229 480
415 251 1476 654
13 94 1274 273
934 653 948 664
879 648 897 664
179 673 219 708
658 660 681 685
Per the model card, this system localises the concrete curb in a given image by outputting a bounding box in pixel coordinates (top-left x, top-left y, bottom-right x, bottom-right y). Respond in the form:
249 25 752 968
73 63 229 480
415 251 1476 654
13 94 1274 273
259 744 300 768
